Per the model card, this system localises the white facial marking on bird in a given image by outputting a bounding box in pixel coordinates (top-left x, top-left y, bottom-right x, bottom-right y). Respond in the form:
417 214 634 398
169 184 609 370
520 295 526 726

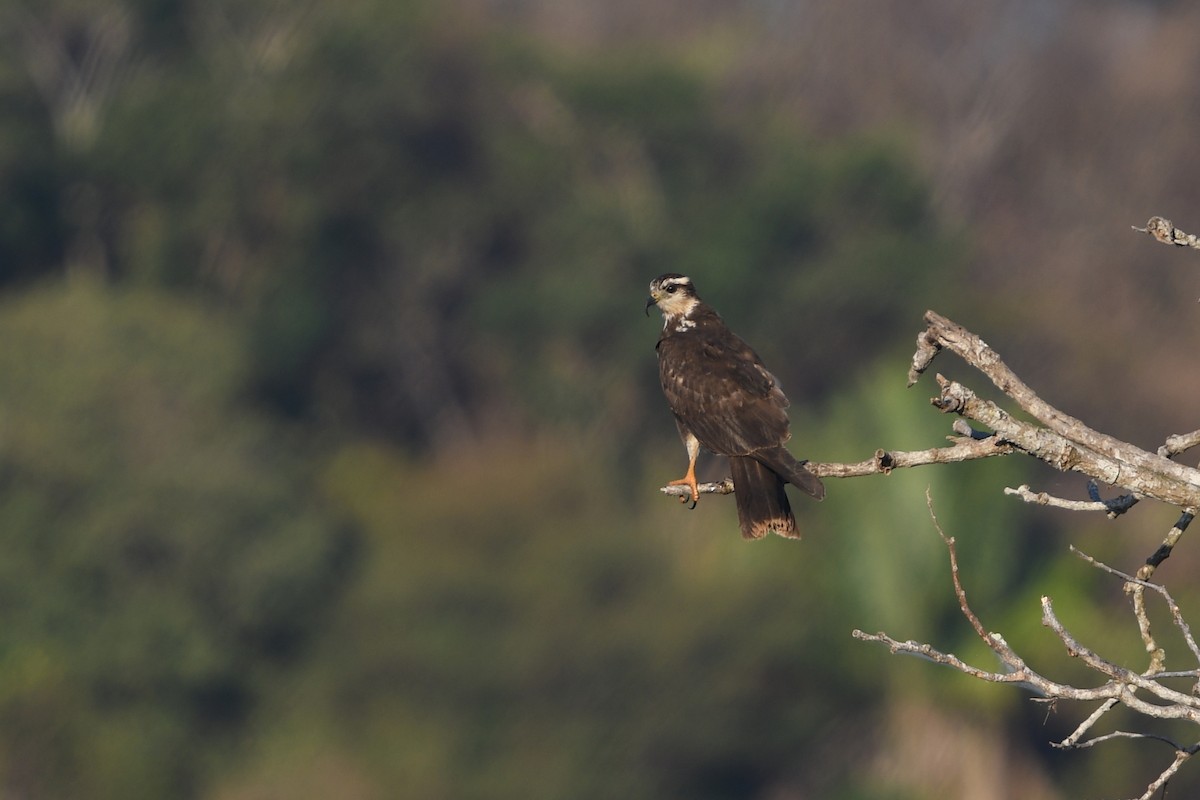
650 275 700 324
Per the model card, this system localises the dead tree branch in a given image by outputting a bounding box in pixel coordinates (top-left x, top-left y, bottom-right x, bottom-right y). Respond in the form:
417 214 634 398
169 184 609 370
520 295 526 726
659 432 1013 499
1161 428 1200 460
1133 216 1200 250
1003 482 1138 517
662 310 1200 513
856 494 1200 800
660 477 735 499
656 219 1200 797
908 310 1200 506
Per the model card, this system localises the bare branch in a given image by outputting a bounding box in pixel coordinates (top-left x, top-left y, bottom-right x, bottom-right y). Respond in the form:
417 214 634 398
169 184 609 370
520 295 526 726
1073 546 1200 668
636 290 1200 795
1133 216 1200 250
661 313 1200 522
851 628 1030 684
926 490 991 645
1139 749 1197 800
1130 583 1166 675
1004 484 1137 516
1041 595 1200 716
1055 698 1120 749
660 478 734 499
914 312 1200 495
1159 428 1200 460
930 375 1200 508
809 436 1013 479
861 567 1200 797
853 495 1200 797
854 497 1036 685
1137 511 1196 583
659 436 1012 496
654 301 1200 793
1063 728 1190 752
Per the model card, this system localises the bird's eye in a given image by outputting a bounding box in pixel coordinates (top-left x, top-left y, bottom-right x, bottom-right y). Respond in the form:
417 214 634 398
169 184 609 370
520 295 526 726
666 284 677 294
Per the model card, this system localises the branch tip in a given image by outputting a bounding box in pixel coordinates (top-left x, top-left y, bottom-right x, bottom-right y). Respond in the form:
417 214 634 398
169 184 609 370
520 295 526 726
1135 216 1200 249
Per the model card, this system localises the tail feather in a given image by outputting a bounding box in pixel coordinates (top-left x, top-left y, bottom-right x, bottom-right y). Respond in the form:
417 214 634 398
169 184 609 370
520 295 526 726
753 446 825 500
729 456 799 540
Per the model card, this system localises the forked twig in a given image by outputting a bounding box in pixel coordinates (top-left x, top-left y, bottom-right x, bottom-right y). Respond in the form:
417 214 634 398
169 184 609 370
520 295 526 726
855 495 1200 799
654 225 1200 797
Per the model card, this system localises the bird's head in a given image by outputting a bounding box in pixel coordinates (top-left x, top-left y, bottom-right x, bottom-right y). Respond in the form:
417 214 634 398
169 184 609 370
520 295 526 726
646 273 700 320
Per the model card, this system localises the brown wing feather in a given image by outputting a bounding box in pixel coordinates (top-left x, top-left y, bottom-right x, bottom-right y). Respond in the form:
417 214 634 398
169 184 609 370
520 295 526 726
658 319 790 456
655 297 824 537
753 445 825 500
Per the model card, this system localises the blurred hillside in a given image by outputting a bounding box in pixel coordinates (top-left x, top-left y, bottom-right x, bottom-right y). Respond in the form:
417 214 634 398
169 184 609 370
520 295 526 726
480 0 1200 441
0 1 1198 798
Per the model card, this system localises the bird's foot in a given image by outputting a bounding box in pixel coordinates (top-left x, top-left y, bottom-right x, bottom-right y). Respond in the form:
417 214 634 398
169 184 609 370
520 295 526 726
667 474 700 509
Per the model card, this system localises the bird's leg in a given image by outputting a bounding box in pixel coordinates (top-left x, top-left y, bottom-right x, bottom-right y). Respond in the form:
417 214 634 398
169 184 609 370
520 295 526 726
667 433 701 508
666 460 699 507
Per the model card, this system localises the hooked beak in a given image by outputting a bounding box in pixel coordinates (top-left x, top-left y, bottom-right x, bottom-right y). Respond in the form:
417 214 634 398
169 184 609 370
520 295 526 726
644 294 657 316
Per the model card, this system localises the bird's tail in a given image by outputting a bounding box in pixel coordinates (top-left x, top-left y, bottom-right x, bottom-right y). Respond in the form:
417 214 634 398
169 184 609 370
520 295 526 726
754 446 825 500
730 456 799 540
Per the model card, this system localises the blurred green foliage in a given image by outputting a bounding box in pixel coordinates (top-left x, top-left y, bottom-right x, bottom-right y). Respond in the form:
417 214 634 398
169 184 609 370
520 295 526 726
217 439 888 800
0 281 354 797
0 1 1186 798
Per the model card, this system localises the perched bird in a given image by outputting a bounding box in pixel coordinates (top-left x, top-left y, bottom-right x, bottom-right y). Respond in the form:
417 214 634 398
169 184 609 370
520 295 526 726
646 273 824 539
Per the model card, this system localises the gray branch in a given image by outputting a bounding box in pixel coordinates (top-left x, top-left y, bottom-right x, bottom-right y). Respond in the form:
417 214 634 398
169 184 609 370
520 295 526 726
661 309 1200 515
654 222 1200 797
856 500 1200 799
1133 216 1200 250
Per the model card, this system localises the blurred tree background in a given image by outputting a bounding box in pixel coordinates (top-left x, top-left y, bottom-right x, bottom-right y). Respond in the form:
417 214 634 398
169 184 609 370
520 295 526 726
1 0 1199 798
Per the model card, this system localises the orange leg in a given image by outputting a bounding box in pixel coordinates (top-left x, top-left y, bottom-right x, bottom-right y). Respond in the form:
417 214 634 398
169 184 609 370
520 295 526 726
667 432 701 507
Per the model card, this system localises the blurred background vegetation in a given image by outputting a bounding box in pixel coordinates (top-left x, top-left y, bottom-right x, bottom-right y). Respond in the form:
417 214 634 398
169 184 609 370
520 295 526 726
2 0 1200 798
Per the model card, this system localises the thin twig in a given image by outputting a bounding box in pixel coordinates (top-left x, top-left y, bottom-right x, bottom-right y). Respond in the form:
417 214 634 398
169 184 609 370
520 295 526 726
930 374 1200 509
915 312 1200 495
1130 583 1166 674
658 436 1012 497
1004 483 1137 517
1139 748 1196 800
1137 511 1196 582
810 436 1013 478
854 498 1200 797
850 629 1025 682
662 313 1200 518
660 478 734 499
1159 429 1200 459
1040 595 1200 716
1068 546 1164 671
1086 479 1141 515
1055 698 1120 749
1071 546 1200 668
1064 729 1190 751
1133 216 1200 250
829 306 1200 796
926 490 989 643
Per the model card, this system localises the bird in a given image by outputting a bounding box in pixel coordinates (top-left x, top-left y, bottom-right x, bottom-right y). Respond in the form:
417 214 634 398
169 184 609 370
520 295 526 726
645 273 824 539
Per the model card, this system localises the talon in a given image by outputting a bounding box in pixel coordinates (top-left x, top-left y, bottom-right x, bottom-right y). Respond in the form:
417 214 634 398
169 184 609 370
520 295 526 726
667 472 700 507
666 449 701 508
